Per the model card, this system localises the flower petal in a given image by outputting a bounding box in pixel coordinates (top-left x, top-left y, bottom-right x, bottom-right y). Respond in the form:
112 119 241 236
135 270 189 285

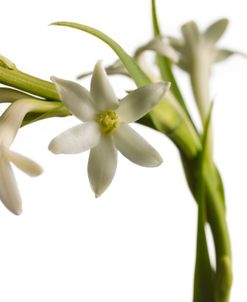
204 19 229 44
113 124 162 167
213 48 246 63
135 37 180 63
116 82 170 123
0 151 22 215
51 76 96 121
5 149 43 176
87 135 117 197
49 122 101 154
90 61 119 111
78 59 129 79
181 21 200 49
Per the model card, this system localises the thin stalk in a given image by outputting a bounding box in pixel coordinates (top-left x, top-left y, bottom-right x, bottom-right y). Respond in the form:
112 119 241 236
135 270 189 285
151 0 187 111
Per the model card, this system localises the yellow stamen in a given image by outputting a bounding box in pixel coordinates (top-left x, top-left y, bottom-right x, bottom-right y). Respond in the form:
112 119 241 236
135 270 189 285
97 111 119 134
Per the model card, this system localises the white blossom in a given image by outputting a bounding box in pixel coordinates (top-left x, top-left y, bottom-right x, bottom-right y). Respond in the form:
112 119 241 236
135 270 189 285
49 61 170 197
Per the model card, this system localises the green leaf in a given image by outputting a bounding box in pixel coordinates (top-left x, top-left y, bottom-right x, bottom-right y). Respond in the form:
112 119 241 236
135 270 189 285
51 22 150 88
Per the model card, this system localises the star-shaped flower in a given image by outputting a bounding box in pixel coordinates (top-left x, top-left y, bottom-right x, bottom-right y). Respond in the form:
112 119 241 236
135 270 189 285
49 61 170 197
0 99 43 214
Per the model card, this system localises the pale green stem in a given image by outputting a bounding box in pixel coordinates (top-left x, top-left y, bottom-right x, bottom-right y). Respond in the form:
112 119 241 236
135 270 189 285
190 52 232 301
190 51 213 157
190 52 210 123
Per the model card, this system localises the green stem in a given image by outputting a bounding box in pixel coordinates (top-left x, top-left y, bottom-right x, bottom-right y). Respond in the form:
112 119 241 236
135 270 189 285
151 0 188 111
0 66 60 101
181 154 232 302
193 105 216 302
205 171 232 302
193 165 215 302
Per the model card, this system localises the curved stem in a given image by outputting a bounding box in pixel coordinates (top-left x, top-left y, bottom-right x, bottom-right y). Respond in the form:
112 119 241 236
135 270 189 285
205 171 232 302
181 152 232 302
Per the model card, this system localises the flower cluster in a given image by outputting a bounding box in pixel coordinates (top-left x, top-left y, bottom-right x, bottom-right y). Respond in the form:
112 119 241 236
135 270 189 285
0 60 169 213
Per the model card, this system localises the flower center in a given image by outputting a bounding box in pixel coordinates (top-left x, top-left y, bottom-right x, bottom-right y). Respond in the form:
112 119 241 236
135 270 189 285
97 111 119 134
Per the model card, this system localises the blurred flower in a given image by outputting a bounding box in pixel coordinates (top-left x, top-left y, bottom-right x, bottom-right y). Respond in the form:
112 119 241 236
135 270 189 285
137 19 244 72
172 19 244 72
136 19 245 122
49 61 170 197
0 99 43 214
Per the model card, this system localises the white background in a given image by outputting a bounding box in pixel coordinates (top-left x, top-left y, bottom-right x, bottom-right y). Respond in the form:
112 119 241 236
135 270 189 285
0 0 247 301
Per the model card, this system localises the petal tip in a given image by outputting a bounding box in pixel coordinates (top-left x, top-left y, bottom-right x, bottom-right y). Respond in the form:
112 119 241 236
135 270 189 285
32 165 44 177
151 81 170 103
11 206 22 216
147 156 163 167
159 81 171 95
154 157 163 167
95 59 104 68
48 141 60 154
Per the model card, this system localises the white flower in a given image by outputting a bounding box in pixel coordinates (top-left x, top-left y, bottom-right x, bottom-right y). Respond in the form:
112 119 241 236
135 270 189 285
173 19 238 72
136 19 244 72
49 61 170 197
0 99 43 214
